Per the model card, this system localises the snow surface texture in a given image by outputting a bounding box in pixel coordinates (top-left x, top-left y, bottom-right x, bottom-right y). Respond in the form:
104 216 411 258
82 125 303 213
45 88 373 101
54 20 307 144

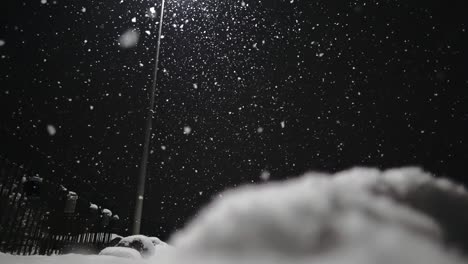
2 167 468 264
99 247 142 259
116 235 156 258
166 167 467 264
99 235 170 258
0 253 136 264
149 236 170 248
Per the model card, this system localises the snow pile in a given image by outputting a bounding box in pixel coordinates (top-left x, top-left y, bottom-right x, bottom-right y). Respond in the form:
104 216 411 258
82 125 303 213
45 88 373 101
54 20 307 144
108 235 123 246
99 247 141 259
150 236 170 248
331 167 468 253
102 208 112 216
100 235 170 259
2 167 468 264
116 235 155 258
167 167 467 263
0 253 137 264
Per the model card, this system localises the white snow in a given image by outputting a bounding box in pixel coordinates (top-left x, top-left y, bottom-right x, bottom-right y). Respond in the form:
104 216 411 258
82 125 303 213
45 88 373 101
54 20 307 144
259 170 270 181
149 236 172 251
0 253 135 264
102 208 112 216
2 167 468 264
168 167 467 264
47 124 56 136
116 235 156 258
0 39 5 47
149 236 163 246
119 29 140 49
99 247 141 259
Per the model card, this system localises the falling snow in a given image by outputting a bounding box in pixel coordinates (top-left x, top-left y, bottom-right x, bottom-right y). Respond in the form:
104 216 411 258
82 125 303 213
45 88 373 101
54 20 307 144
119 29 140 48
46 125 56 136
1 0 468 245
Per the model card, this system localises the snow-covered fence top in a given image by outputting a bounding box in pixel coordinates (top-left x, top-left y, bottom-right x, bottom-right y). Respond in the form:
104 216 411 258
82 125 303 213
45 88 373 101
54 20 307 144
0 158 123 255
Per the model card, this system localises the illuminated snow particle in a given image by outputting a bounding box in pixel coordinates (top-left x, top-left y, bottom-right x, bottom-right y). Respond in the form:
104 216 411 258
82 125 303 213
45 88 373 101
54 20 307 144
260 170 271 181
145 30 151 35
119 29 140 48
149 7 156 14
193 83 198 89
184 126 192 135
40 0 47 4
161 145 167 150
0 40 5 47
47 125 56 136
281 121 286 128
257 127 264 133
131 17 137 23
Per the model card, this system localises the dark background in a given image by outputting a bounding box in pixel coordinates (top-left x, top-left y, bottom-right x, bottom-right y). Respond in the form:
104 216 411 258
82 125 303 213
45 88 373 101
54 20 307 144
1 0 467 239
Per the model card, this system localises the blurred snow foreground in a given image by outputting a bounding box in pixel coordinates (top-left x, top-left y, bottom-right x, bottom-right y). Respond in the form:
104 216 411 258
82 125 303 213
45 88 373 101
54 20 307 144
2 167 468 264
99 235 170 258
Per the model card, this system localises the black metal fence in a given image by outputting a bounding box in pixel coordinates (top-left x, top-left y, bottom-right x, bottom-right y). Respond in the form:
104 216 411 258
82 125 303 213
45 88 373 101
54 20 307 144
0 158 122 255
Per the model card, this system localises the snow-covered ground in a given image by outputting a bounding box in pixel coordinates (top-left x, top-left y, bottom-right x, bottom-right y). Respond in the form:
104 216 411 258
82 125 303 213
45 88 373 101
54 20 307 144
2 167 467 264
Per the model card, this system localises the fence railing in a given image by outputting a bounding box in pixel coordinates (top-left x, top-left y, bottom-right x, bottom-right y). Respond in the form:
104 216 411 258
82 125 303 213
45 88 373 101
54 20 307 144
0 158 121 255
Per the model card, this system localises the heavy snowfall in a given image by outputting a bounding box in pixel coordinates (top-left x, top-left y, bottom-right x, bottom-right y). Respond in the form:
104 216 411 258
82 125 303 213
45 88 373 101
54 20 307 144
1 0 467 263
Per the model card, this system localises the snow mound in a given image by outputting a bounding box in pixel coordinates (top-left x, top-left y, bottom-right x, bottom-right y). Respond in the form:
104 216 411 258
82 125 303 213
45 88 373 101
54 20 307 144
149 236 171 248
0 253 136 264
116 235 155 258
102 209 112 216
330 167 468 252
99 247 142 259
2 167 468 264
168 167 466 263
149 236 164 246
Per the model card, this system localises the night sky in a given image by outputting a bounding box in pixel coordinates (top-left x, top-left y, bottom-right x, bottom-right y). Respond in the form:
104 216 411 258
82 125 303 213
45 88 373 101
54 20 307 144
1 0 468 239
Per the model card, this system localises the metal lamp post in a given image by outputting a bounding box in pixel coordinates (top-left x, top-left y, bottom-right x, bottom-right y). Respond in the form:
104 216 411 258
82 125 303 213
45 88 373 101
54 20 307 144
133 0 166 235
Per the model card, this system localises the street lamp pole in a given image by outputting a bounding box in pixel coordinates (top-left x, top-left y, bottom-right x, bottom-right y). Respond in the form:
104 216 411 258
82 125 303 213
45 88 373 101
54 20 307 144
133 0 166 235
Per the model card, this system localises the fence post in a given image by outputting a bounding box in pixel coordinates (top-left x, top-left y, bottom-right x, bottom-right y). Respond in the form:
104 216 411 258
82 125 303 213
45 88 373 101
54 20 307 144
0 160 123 255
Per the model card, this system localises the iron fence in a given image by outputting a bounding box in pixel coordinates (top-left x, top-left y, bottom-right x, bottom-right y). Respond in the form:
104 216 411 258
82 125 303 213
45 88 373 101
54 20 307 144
0 158 121 255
